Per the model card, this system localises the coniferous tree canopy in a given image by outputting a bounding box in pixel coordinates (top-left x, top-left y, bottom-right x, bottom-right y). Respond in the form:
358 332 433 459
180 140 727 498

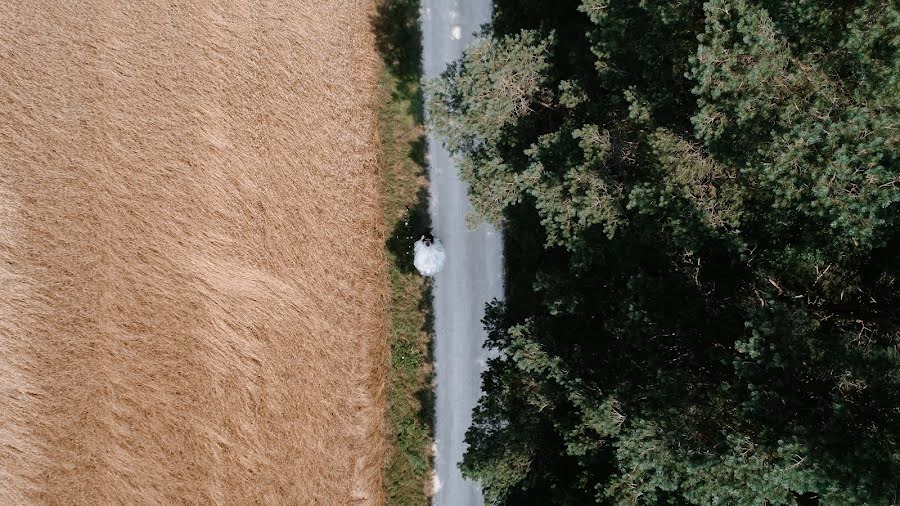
426 0 899 503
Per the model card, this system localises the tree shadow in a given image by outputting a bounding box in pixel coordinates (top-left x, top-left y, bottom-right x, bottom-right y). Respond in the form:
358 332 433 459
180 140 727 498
372 0 423 83
386 186 431 275
415 278 435 430
372 0 426 122
409 133 427 170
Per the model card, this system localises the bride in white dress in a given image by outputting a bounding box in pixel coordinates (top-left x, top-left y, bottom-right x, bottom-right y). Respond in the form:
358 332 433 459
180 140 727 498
413 232 446 276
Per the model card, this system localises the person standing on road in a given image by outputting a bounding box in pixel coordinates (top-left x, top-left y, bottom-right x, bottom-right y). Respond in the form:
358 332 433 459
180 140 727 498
414 232 446 276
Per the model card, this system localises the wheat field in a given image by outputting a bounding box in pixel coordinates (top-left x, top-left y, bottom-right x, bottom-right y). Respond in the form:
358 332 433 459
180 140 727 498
0 1 388 503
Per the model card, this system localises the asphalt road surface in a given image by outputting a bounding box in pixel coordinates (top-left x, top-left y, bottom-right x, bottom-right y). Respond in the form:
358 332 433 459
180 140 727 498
421 1 501 505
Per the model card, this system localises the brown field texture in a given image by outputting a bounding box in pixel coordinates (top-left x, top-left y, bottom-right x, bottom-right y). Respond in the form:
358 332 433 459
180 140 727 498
0 1 389 503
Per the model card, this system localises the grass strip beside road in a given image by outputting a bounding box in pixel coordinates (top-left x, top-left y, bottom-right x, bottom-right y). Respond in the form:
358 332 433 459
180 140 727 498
372 1 435 503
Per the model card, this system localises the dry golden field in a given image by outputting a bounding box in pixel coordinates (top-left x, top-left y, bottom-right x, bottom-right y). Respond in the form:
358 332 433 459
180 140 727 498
0 1 387 503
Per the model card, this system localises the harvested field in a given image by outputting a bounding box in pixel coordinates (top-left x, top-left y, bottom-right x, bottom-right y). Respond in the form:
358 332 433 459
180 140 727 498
0 1 387 503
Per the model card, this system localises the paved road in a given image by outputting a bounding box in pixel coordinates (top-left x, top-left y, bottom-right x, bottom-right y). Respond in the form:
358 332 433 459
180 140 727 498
421 1 500 505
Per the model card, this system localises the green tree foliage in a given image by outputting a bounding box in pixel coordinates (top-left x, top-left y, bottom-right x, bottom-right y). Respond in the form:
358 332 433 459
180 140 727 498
426 0 900 503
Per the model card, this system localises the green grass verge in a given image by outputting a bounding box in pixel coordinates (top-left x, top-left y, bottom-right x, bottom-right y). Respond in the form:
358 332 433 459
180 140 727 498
372 0 434 504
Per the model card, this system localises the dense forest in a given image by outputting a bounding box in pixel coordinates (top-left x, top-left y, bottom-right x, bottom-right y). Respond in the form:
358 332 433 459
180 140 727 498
426 0 899 504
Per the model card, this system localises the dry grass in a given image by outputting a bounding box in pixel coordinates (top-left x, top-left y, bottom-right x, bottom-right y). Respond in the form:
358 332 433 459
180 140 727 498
0 1 388 503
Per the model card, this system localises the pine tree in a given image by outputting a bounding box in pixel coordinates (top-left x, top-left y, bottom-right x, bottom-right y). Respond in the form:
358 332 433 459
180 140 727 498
427 0 900 503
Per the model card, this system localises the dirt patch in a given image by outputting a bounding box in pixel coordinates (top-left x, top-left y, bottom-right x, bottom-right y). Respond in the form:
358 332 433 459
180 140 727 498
0 1 387 503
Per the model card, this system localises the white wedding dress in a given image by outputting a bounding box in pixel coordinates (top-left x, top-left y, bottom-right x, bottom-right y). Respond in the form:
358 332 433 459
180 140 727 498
413 238 446 276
